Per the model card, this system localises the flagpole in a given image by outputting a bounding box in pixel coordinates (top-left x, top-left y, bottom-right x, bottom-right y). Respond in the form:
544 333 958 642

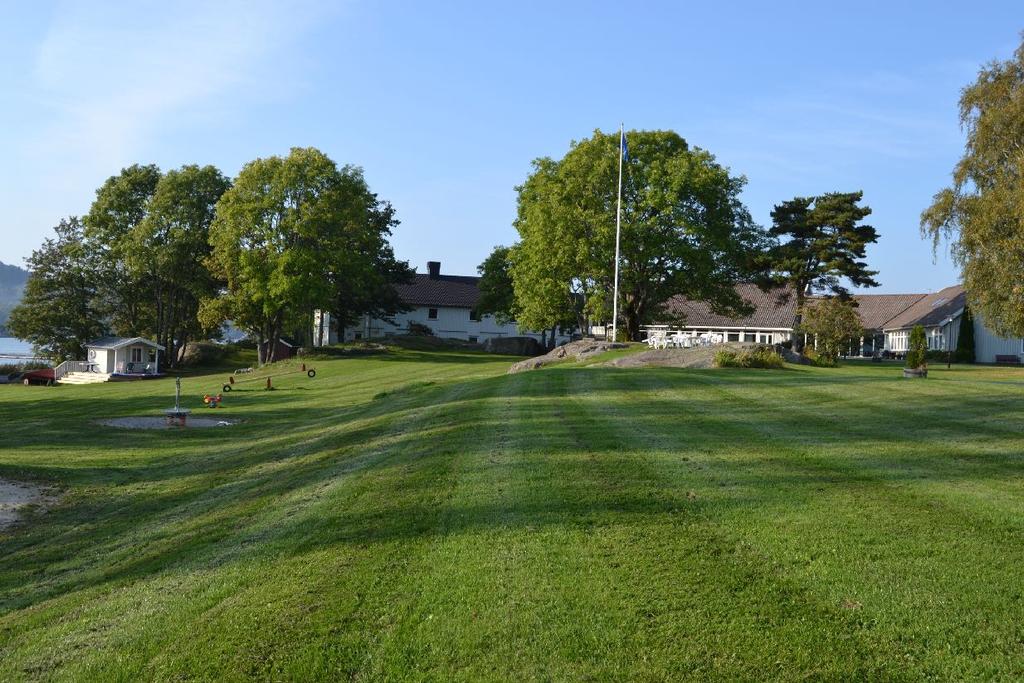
612 123 624 342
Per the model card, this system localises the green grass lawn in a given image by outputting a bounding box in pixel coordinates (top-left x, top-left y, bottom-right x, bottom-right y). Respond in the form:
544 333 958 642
2 350 1024 680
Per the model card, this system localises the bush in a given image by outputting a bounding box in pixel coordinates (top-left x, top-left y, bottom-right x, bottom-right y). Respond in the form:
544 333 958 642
800 298 862 366
905 325 927 369
714 346 785 369
180 341 229 367
925 349 954 363
803 348 837 368
406 321 434 336
956 307 975 362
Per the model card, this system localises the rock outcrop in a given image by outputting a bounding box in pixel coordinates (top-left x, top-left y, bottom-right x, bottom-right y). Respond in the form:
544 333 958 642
483 336 545 357
507 339 629 373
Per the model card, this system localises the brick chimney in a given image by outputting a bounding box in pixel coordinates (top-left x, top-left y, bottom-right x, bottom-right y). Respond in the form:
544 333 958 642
427 261 441 279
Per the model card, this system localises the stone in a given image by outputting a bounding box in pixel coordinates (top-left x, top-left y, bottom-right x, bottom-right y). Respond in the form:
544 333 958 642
483 336 545 356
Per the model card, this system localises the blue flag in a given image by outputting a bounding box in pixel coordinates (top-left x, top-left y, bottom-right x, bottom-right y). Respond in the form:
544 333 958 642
621 129 629 161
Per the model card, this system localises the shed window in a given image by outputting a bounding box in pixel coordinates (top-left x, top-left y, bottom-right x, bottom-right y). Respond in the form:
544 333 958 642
469 309 480 321
428 308 438 320
469 336 478 343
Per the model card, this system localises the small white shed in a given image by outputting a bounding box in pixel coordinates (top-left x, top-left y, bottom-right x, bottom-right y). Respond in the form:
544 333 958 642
85 336 165 375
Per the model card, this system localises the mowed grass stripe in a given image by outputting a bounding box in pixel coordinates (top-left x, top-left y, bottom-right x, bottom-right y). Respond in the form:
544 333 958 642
595 366 1024 678
0 354 514 679
2 352 1024 679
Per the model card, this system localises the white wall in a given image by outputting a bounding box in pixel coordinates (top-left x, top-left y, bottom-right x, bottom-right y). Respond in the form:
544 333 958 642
314 307 572 346
884 317 960 353
973 315 1023 363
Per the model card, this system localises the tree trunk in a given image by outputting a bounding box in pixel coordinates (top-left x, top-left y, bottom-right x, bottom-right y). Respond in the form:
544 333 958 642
792 288 807 354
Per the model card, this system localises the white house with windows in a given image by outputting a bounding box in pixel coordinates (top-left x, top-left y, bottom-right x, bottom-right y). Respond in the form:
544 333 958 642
661 284 798 345
313 261 572 346
85 336 163 374
660 282 1023 363
879 285 965 354
55 336 164 385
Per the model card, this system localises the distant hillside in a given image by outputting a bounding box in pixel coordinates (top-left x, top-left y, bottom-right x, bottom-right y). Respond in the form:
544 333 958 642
0 261 29 335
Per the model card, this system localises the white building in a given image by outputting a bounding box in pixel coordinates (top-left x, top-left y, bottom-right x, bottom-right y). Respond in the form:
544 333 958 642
878 285 965 354
658 282 1023 363
313 261 572 346
85 336 163 374
661 284 798 345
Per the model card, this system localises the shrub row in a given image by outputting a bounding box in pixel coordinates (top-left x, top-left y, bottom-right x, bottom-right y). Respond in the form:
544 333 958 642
714 346 785 369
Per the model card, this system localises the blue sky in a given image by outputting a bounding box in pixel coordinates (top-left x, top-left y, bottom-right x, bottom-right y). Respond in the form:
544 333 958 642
0 1 1020 293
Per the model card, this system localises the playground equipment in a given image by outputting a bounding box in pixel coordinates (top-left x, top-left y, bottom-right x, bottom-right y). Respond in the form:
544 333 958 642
221 363 316 393
164 377 191 426
203 394 223 408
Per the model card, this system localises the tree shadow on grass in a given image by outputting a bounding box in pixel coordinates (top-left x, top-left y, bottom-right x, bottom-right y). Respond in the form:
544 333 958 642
2 363 1024 616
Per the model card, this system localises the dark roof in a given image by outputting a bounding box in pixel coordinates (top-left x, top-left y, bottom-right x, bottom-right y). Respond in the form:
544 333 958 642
664 284 799 329
86 336 165 350
663 284 966 332
880 284 966 330
394 274 481 308
845 293 926 331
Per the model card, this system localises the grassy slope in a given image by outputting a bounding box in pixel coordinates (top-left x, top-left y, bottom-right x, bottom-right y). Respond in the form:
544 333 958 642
1 353 1024 679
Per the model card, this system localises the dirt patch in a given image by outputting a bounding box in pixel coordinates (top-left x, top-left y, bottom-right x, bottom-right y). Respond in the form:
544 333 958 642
508 340 630 373
603 342 808 369
99 417 238 429
0 480 58 531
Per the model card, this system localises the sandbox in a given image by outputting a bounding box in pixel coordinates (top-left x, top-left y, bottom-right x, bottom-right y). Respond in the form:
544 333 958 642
0 479 57 531
99 417 237 429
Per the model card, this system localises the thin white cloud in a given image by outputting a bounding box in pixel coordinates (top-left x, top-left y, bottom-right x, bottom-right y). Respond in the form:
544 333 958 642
24 0 329 184
0 0 332 262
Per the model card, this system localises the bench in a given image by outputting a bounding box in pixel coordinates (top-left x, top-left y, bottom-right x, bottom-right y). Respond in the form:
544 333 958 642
995 354 1021 365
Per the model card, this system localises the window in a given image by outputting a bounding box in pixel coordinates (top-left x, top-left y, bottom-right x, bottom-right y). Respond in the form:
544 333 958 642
468 336 478 344
428 308 438 320
354 332 362 340
131 347 143 363
727 332 740 342
469 308 480 321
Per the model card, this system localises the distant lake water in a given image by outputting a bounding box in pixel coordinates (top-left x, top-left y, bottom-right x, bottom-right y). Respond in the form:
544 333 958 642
0 337 43 363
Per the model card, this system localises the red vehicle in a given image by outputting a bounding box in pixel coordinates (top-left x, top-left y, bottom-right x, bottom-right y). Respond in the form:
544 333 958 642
20 368 55 386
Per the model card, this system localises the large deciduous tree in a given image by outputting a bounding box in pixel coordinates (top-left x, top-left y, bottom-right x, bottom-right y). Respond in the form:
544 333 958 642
84 163 230 367
321 198 414 345
206 147 403 364
7 218 106 360
921 37 1024 336
83 164 162 336
511 129 766 340
800 297 863 366
476 245 518 324
129 165 231 365
768 191 878 352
